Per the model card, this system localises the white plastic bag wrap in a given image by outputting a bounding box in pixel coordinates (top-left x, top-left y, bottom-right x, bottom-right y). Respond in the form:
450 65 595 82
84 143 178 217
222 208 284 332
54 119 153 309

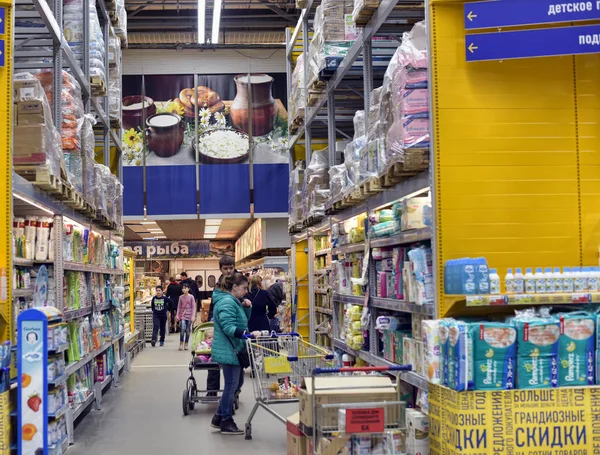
106 174 118 224
109 65 121 122
288 163 305 228
329 164 348 200
108 34 122 68
13 73 63 177
115 181 124 229
82 114 97 208
115 0 128 42
304 149 330 219
94 164 108 213
289 53 305 124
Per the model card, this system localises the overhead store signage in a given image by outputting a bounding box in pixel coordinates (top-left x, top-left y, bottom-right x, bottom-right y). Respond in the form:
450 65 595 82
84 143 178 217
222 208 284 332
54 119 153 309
466 24 600 62
235 219 263 262
464 0 600 29
126 240 211 259
0 40 4 68
0 8 5 35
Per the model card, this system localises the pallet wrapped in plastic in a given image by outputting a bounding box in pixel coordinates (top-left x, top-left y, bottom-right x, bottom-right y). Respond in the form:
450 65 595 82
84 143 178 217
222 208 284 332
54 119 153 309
82 114 96 208
307 39 353 87
329 164 348 200
289 53 305 126
313 0 354 42
304 149 330 219
288 162 305 229
109 33 122 68
115 180 124 229
109 65 121 123
13 73 65 178
103 169 117 223
114 0 128 43
94 164 108 214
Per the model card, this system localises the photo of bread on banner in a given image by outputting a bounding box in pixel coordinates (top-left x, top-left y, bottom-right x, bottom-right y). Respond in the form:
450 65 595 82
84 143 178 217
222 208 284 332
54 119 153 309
175 86 225 117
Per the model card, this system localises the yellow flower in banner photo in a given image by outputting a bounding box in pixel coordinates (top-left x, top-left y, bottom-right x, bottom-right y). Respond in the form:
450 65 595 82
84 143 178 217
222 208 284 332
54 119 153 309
124 128 142 147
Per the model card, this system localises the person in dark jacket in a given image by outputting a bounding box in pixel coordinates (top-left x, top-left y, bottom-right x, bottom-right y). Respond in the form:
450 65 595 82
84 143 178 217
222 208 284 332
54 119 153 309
246 276 277 332
165 277 182 333
210 273 261 435
151 286 173 347
266 282 285 332
207 255 236 395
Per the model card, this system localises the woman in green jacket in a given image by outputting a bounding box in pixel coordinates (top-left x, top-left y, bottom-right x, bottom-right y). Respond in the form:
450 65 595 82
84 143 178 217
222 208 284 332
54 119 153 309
211 273 261 435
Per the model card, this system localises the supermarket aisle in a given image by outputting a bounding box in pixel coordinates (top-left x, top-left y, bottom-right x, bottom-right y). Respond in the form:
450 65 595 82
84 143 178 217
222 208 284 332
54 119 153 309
68 332 295 454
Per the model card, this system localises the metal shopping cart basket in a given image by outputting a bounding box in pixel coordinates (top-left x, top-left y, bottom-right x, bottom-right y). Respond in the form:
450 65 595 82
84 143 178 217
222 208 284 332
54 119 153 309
244 332 334 440
310 365 411 455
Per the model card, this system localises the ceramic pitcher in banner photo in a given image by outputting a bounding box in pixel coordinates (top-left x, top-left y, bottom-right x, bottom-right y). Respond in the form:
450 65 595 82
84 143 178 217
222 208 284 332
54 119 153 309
230 74 277 137
145 113 185 158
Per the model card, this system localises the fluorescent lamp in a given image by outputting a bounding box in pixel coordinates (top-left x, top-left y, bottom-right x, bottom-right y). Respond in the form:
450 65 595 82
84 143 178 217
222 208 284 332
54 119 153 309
155 236 167 239
148 229 163 232
204 234 217 239
140 221 157 225
212 0 222 44
13 193 55 215
198 0 206 44
205 219 222 226
204 226 219 234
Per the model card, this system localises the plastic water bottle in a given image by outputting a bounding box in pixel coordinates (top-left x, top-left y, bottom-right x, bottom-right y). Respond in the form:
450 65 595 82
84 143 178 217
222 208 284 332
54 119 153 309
574 267 585 292
535 267 546 293
525 268 536 294
505 268 514 294
553 267 563 293
513 268 524 294
588 267 599 292
563 267 574 293
489 269 501 294
544 267 554 293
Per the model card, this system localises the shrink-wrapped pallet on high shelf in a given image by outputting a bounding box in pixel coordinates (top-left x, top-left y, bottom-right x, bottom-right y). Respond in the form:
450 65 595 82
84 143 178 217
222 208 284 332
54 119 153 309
289 53 305 130
63 0 107 93
81 114 97 209
385 22 430 169
94 164 108 215
108 34 122 124
288 162 305 230
328 164 348 201
302 149 330 220
114 0 128 43
35 70 85 190
13 73 64 179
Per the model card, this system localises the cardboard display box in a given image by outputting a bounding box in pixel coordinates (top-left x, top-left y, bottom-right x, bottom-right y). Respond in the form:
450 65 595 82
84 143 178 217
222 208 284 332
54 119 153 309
287 412 307 455
299 375 399 437
13 125 49 165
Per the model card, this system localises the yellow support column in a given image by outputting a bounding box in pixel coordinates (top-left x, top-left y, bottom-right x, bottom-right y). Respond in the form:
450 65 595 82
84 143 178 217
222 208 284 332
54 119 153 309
295 240 309 338
0 3 12 345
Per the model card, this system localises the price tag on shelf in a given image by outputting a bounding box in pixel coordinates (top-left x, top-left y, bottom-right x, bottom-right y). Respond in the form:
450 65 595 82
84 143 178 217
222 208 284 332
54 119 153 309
465 295 486 306
508 294 533 305
571 293 591 304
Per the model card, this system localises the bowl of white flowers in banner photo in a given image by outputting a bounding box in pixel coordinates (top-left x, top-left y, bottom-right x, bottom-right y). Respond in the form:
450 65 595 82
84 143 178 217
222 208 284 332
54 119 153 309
194 128 250 164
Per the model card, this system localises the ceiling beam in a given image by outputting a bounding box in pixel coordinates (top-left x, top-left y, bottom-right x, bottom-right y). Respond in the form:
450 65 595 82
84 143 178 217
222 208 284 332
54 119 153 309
128 21 290 29
129 0 158 17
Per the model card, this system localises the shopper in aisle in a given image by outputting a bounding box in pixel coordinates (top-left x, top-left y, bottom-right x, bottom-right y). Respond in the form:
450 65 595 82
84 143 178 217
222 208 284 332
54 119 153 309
165 277 182 333
206 255 238 395
151 285 173 347
266 282 285 333
211 272 260 435
246 276 277 333
176 284 196 350
180 271 200 309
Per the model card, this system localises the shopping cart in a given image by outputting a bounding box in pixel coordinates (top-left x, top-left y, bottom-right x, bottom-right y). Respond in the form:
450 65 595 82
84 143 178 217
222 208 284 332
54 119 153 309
243 332 334 440
310 365 412 455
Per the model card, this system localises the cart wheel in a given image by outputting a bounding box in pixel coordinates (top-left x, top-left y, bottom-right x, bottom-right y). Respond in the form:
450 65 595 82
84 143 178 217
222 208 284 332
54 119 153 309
245 423 252 440
182 389 190 416
187 379 197 411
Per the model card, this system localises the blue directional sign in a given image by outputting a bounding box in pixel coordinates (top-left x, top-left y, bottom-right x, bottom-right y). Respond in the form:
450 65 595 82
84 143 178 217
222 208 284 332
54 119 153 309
0 40 4 68
465 0 600 30
0 8 5 35
466 24 600 62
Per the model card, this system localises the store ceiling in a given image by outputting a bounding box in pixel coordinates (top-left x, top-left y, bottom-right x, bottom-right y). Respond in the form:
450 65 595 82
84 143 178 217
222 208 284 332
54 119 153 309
125 0 297 47
124 218 252 241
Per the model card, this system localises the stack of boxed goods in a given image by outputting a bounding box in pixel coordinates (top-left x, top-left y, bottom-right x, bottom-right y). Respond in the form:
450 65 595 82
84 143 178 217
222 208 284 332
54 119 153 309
108 32 122 125
35 70 85 194
302 149 330 221
12 73 64 178
289 53 305 131
306 0 356 90
64 0 108 94
114 0 128 45
289 162 305 230
94 164 109 217
406 408 430 455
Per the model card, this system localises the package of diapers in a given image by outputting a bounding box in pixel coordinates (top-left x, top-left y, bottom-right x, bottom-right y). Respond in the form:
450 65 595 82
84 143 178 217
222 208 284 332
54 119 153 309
402 116 430 149
422 320 441 384
557 312 595 387
439 319 451 386
399 88 429 118
515 312 560 389
448 320 473 391
472 322 516 390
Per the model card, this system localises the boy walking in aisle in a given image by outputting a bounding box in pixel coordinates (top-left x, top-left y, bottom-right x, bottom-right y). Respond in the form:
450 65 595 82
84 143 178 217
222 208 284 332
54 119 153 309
177 284 196 351
151 286 173 347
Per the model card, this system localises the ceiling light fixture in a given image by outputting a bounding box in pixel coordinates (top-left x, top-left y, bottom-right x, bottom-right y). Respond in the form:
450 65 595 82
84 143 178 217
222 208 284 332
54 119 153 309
198 0 206 44
204 234 217 239
212 0 222 44
205 219 222 226
204 226 219 234
140 221 157 225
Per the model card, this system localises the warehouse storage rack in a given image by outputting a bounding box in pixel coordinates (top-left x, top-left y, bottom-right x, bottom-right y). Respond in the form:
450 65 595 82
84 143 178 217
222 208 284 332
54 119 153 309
286 0 430 394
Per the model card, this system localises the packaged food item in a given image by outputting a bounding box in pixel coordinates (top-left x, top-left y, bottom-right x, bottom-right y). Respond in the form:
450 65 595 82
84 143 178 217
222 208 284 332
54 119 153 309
472 322 517 390
557 312 595 387
439 319 451 386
